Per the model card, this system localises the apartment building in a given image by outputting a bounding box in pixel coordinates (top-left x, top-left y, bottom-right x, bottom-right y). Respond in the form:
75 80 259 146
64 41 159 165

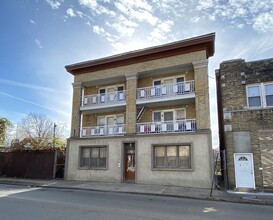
216 58 273 190
65 33 215 188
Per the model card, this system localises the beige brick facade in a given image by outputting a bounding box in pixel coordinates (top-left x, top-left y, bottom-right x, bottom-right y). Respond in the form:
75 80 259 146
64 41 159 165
193 60 210 130
125 73 137 134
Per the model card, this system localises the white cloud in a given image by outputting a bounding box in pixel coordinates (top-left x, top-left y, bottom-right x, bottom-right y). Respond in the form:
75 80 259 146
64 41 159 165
194 0 273 32
30 19 36 24
253 12 273 33
45 0 62 10
196 0 214 10
35 39 43 48
114 1 158 25
0 79 69 94
111 23 135 37
67 8 76 17
0 91 69 117
79 0 116 16
93 25 105 34
148 20 174 41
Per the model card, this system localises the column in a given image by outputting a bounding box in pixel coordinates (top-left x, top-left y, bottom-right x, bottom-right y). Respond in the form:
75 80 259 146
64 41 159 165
125 73 138 134
193 60 210 130
70 82 82 137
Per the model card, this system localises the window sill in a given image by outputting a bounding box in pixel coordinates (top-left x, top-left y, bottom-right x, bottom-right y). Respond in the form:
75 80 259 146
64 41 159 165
246 106 273 110
78 167 107 170
151 168 193 172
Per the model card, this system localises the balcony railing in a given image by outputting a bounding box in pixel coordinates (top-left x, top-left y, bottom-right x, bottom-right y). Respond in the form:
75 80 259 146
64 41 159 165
137 119 196 134
81 91 126 107
137 81 195 100
81 124 126 137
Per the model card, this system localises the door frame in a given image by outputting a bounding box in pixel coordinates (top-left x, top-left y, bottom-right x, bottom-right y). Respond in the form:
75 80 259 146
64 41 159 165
122 142 137 183
234 153 255 189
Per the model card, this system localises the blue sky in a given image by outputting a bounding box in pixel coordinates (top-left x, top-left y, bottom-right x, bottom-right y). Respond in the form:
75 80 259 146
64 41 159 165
1 0 273 147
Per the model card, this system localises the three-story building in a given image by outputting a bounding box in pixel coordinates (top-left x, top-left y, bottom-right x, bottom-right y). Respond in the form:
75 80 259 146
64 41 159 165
65 33 215 188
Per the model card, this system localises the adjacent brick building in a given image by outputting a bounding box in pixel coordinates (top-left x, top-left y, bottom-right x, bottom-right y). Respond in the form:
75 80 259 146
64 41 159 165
216 58 273 190
65 33 215 188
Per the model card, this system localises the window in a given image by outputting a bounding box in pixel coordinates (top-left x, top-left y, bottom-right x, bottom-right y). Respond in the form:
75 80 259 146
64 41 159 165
247 83 273 108
265 84 273 107
153 109 186 122
153 145 191 169
80 146 107 169
247 86 261 107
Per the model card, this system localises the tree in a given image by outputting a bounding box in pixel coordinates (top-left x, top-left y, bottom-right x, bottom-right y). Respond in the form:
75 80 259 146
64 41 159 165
0 118 12 146
17 113 66 149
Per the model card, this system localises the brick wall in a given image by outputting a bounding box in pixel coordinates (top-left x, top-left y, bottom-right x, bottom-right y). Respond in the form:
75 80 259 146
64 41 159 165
259 130 273 189
218 58 273 189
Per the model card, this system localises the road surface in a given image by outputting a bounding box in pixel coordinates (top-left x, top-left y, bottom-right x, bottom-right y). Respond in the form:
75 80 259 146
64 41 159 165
0 184 272 220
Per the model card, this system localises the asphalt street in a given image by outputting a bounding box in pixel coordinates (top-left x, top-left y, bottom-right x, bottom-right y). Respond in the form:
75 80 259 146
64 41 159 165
0 184 272 220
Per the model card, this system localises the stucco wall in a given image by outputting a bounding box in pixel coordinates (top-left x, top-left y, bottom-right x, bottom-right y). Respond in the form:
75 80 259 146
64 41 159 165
66 132 212 188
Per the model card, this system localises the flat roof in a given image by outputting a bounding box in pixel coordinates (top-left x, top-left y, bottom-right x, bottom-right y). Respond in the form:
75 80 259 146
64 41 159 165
66 33 215 75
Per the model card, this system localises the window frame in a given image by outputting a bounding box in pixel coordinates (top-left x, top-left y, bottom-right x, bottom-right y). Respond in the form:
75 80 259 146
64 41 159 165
265 83 273 107
152 74 185 86
97 114 124 126
79 145 108 170
98 84 125 94
246 82 273 108
152 144 193 171
152 108 186 122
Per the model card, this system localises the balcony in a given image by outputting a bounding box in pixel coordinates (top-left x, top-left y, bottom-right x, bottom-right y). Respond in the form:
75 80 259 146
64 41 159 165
136 81 195 105
137 119 196 134
81 124 126 137
80 91 126 110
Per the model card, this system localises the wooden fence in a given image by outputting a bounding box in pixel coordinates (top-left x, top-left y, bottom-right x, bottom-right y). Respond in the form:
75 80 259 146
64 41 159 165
0 149 65 179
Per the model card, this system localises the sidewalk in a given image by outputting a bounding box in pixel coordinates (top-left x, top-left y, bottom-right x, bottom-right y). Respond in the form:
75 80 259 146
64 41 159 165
1 177 273 205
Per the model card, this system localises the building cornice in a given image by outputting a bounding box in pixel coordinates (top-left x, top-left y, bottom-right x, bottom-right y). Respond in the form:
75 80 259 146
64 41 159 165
65 33 215 75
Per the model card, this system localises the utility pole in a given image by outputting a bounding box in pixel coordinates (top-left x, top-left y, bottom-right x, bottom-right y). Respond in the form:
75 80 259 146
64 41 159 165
53 122 57 179
53 123 57 148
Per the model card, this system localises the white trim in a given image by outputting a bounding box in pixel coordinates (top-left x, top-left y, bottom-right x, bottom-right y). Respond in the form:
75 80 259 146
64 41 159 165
118 126 123 133
82 128 86 136
80 113 83 137
83 97 88 105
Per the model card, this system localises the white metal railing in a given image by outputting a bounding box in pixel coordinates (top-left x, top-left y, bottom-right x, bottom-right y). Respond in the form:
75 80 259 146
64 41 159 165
137 81 195 100
137 119 196 134
81 91 126 107
81 124 126 137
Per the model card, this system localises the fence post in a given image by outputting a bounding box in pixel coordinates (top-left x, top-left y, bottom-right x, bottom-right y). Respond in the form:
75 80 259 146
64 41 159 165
52 149 57 179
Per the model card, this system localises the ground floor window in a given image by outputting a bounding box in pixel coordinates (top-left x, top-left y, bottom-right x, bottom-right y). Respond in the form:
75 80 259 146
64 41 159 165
153 145 191 169
80 146 107 169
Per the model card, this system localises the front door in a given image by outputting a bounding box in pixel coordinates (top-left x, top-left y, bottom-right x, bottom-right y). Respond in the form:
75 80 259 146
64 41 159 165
124 143 135 182
234 153 255 189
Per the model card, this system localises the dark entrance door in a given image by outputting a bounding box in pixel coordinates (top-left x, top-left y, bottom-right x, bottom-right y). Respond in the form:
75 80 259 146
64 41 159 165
124 143 135 182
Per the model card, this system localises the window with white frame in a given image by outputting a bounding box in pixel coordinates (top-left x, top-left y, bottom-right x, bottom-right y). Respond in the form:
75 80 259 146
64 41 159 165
152 109 186 122
80 146 107 169
153 145 191 169
97 114 124 125
247 83 273 108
